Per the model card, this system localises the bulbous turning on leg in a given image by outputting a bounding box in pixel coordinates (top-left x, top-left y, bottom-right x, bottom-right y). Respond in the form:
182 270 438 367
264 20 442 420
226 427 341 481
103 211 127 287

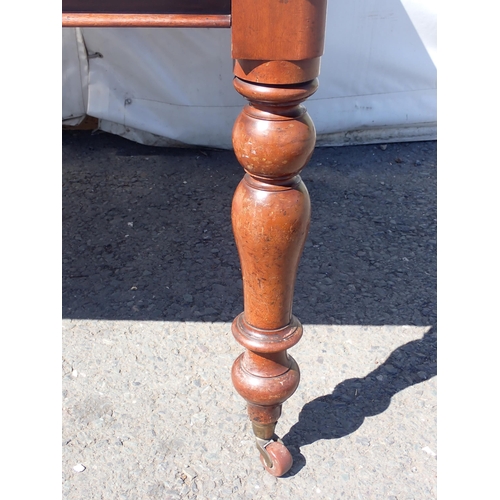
230 77 318 476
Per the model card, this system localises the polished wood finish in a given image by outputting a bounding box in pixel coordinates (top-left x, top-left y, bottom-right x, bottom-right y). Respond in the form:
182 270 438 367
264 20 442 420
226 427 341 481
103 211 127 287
62 0 231 28
230 77 319 474
233 58 322 86
231 0 327 61
231 0 327 84
229 0 327 474
62 13 230 28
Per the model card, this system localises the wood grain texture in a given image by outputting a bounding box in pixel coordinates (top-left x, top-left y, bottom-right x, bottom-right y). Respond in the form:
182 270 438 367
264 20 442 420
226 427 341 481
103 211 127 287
231 77 319 472
62 13 230 28
231 0 327 61
233 58 322 85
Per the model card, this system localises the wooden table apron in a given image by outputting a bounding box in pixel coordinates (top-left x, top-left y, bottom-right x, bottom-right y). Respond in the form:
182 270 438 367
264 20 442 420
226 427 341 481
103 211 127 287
63 0 328 477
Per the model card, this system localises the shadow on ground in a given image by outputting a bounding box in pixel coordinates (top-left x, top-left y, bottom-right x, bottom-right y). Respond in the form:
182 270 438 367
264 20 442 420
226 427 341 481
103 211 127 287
63 131 437 479
63 131 436 326
282 325 437 477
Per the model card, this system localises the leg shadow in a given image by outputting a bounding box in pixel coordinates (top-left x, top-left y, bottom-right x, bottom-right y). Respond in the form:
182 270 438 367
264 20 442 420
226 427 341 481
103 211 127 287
281 326 437 476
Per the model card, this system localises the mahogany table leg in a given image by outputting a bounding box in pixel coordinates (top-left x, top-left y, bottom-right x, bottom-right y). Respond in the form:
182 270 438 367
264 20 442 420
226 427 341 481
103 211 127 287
230 77 319 476
229 0 327 476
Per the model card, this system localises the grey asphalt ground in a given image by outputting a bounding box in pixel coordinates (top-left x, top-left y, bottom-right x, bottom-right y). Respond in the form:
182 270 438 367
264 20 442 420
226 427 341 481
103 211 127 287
62 131 436 499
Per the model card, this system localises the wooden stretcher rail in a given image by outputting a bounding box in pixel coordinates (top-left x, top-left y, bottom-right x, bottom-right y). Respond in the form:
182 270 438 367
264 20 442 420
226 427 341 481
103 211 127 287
62 13 231 28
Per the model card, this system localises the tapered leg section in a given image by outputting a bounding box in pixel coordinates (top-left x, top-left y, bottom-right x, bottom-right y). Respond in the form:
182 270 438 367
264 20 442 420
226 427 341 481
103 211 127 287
231 77 318 475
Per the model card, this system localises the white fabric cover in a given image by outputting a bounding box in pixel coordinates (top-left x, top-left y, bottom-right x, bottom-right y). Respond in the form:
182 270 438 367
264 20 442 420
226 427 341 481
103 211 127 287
62 28 89 126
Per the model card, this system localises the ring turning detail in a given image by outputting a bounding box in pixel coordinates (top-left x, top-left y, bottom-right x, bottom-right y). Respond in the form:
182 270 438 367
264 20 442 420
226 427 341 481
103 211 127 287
230 74 321 475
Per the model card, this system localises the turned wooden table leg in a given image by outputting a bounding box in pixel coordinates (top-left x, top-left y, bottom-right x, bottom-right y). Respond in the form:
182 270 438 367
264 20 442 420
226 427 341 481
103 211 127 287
229 0 327 476
230 78 319 475
230 84 314 475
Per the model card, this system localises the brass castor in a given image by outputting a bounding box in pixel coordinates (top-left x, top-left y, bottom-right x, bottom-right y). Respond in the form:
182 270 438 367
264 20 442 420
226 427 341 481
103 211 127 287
259 441 293 477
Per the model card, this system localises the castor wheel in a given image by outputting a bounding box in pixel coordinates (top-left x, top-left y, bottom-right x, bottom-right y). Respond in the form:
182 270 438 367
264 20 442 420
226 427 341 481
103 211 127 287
259 441 293 477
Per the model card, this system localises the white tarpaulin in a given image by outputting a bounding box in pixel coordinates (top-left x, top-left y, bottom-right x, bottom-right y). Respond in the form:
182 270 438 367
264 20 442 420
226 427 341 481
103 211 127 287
62 27 89 126
62 0 436 148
